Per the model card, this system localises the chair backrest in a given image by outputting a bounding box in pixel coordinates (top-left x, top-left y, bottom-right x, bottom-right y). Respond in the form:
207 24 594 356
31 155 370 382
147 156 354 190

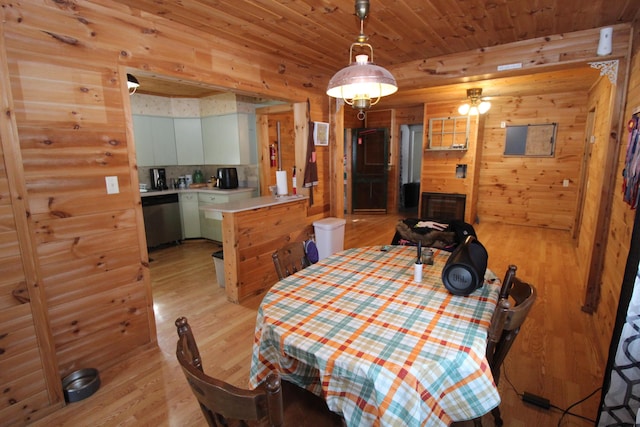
175 317 284 427
486 265 537 384
272 241 310 280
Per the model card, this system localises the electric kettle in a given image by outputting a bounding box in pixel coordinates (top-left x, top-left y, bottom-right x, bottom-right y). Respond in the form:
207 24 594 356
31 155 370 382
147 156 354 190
217 168 238 189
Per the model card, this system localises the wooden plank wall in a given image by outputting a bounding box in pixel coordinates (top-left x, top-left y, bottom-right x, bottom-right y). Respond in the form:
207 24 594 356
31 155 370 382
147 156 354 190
306 100 332 218
0 0 325 420
421 103 480 224
0 127 63 424
576 78 614 279
256 103 331 218
477 92 589 230
0 1 636 422
0 24 67 422
222 200 312 303
593 37 640 357
8 55 154 373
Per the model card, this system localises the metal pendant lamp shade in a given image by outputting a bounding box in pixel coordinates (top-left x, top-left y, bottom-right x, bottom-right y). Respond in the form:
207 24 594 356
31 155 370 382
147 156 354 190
327 54 397 108
326 0 397 115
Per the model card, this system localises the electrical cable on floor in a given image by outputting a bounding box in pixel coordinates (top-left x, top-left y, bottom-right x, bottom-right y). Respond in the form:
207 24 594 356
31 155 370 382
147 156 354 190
554 387 601 426
501 360 599 426
501 359 521 397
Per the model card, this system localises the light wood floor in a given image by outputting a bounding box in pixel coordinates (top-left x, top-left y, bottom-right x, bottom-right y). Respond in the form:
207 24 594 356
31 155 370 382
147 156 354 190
32 213 604 426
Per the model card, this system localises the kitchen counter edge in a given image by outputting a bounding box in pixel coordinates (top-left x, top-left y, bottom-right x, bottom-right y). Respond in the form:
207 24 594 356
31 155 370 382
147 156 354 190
140 187 256 197
200 195 308 213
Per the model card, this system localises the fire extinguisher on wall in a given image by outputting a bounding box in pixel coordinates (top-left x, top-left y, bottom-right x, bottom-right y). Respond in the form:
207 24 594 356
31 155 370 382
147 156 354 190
292 166 297 195
270 144 277 167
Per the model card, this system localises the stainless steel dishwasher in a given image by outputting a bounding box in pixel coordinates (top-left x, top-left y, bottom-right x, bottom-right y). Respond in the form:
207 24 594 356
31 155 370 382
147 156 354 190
141 193 182 248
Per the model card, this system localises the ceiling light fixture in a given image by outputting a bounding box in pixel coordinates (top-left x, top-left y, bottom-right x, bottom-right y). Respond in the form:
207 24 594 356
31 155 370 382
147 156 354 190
458 88 491 116
127 73 140 95
326 0 397 120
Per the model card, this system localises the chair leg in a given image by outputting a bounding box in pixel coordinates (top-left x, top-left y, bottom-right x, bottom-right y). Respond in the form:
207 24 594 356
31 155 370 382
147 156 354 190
472 417 482 427
491 405 503 426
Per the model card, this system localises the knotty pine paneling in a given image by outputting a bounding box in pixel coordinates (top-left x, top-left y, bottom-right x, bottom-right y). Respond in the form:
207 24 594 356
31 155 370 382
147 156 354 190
0 1 636 424
4 5 153 393
421 103 480 223
5 0 324 103
0 43 62 420
36 227 139 264
257 103 331 214
591 40 640 358
2 0 326 397
223 200 312 302
477 91 588 230
0 297 56 423
576 79 613 277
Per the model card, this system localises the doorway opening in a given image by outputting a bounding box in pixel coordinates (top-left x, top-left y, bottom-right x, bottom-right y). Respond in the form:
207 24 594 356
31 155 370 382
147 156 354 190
399 124 423 214
352 128 389 213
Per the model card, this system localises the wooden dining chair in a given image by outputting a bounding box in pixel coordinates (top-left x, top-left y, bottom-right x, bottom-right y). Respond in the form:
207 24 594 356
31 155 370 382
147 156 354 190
473 265 537 427
272 241 310 280
175 317 344 427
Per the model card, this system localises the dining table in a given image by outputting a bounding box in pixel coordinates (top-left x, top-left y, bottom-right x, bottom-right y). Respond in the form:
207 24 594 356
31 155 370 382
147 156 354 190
249 245 502 427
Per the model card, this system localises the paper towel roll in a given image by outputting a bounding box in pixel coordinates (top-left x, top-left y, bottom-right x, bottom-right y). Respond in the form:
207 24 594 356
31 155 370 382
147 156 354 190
276 170 288 196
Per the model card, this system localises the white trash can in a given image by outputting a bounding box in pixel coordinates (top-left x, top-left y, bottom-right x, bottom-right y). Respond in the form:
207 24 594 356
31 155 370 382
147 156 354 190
313 217 346 260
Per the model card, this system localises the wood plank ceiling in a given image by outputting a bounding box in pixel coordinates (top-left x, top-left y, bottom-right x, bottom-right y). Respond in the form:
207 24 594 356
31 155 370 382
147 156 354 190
113 0 640 99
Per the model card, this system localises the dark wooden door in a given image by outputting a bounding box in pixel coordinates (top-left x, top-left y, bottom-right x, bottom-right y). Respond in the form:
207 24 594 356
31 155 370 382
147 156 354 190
352 128 388 213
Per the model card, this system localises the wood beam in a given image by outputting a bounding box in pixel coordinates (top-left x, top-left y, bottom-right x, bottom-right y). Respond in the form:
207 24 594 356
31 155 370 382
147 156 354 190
390 24 632 91
582 32 635 313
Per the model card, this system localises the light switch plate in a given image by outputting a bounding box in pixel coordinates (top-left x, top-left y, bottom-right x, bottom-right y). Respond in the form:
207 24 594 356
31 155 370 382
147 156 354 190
105 176 119 194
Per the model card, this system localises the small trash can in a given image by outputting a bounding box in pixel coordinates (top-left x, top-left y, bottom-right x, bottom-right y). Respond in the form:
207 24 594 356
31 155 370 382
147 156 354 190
212 250 225 288
313 217 346 260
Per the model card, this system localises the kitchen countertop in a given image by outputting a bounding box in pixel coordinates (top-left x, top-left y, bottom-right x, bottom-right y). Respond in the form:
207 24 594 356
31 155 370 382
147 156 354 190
200 194 308 214
140 187 255 197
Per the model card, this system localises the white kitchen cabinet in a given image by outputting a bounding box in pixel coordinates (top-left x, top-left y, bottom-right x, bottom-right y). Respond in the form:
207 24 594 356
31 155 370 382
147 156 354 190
179 192 201 239
152 117 178 165
198 191 253 241
201 113 253 165
174 118 204 165
132 115 177 166
132 115 154 166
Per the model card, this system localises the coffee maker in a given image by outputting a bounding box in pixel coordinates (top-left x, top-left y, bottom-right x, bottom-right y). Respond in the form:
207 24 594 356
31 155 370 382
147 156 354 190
150 168 168 190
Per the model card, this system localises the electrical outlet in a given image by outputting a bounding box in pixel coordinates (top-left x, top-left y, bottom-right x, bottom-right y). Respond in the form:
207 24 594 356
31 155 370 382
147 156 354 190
563 179 569 187
105 176 119 194
500 121 506 128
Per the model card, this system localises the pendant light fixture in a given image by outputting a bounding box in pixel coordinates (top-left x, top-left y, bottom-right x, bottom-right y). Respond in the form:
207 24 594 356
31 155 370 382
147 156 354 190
326 0 397 120
458 88 491 115
127 73 140 95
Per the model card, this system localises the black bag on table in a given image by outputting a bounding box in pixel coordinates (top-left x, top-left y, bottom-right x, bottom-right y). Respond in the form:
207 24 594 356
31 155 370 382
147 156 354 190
392 218 477 252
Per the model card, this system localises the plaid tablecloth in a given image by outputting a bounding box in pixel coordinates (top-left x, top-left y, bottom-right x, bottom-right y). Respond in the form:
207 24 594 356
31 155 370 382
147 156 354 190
250 245 501 426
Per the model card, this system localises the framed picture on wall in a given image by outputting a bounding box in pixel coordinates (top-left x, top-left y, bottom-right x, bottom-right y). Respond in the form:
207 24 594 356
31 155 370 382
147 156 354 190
314 122 329 146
